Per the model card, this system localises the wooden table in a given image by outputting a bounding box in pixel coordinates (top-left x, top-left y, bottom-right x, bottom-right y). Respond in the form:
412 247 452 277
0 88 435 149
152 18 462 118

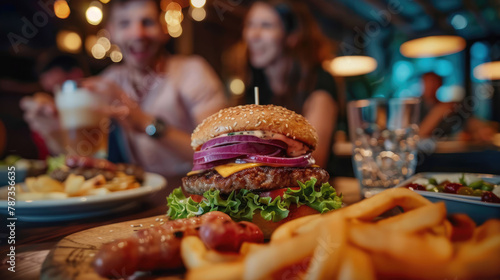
0 176 361 280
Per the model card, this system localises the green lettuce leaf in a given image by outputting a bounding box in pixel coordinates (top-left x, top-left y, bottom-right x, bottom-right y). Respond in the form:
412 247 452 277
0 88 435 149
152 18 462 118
166 178 343 222
46 155 66 174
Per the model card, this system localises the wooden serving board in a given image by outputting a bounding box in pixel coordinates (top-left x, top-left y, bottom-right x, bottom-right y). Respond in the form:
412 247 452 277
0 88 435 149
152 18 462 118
41 215 183 280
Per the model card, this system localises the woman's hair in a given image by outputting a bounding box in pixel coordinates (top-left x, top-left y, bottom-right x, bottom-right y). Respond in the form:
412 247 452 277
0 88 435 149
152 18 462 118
228 0 334 112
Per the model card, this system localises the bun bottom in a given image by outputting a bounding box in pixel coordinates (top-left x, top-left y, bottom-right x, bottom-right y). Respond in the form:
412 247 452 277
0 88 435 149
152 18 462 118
251 205 319 239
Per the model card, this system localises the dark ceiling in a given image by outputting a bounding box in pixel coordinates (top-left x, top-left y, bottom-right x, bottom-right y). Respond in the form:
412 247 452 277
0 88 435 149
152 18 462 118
1 0 500 76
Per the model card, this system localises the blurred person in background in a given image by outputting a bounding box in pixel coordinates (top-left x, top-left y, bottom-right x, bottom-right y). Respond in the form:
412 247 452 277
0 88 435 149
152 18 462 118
20 52 88 159
418 72 461 139
227 0 339 169
20 0 227 177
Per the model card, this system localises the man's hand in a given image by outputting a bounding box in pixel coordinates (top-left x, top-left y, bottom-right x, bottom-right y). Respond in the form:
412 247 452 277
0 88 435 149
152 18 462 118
80 77 153 132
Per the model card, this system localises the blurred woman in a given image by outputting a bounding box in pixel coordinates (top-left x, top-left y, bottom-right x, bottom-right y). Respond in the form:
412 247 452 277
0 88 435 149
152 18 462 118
229 0 338 168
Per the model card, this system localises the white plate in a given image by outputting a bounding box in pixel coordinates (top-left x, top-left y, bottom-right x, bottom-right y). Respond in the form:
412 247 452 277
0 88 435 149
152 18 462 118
396 172 500 224
0 172 166 222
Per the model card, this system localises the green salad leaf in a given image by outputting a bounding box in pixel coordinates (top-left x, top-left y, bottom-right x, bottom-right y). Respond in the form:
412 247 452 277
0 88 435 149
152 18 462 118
46 155 66 174
166 178 343 222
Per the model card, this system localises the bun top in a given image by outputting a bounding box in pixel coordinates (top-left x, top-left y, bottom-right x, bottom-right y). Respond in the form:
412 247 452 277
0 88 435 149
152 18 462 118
191 104 318 150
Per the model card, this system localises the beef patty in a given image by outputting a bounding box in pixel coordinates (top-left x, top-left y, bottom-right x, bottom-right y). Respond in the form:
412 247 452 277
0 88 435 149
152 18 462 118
182 166 329 195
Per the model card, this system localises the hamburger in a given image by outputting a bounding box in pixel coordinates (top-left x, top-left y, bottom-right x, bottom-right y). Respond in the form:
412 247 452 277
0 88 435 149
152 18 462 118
167 104 342 236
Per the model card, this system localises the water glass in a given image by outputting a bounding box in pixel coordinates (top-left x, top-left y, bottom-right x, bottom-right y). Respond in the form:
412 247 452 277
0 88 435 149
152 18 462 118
347 98 420 198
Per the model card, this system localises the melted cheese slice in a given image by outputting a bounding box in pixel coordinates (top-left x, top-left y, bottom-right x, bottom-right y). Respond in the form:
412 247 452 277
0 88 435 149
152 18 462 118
186 163 264 178
215 163 263 177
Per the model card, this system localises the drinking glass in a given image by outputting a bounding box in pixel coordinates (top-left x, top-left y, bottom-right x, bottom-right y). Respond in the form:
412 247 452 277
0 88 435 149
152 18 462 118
55 80 109 158
347 98 420 198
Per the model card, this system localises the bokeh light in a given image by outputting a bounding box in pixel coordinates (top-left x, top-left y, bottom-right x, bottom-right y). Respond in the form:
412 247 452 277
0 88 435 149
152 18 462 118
100 0 110 3
471 42 488 60
229 78 245 95
191 0 206 8
474 61 500 80
169 25 183 38
400 36 466 58
167 23 182 34
56 31 82 53
54 0 70 19
329 56 377 77
91 44 106 59
86 2 103 25
164 2 183 37
451 14 467 30
165 10 183 26
96 29 110 39
392 61 414 84
191 7 206 21
97 36 111 52
110 49 123 63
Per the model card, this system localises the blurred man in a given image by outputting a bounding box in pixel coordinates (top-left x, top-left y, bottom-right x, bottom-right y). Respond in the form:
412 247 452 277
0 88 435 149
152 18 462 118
21 0 227 177
418 72 458 138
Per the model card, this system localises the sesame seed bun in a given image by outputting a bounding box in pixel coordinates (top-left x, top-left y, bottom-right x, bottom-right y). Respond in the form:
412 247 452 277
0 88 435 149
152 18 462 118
191 104 318 151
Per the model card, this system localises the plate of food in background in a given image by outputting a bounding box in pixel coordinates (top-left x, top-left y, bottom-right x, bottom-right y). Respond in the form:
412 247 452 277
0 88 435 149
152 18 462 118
397 172 500 224
0 155 166 222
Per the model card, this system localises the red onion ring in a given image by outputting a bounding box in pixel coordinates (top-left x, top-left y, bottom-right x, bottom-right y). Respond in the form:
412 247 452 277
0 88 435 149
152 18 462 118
201 135 287 151
194 143 282 161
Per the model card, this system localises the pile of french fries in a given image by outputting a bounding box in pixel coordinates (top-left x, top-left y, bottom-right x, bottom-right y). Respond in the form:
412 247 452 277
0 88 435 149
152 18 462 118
17 172 140 200
181 188 500 280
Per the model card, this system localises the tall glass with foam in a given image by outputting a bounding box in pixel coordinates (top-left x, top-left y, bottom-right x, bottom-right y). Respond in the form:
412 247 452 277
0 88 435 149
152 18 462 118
55 80 109 158
347 98 420 198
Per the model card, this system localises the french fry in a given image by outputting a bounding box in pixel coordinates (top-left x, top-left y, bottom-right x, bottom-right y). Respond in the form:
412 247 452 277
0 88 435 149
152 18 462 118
239 242 267 256
451 234 500 279
244 228 319 280
371 251 450 279
305 214 346 280
25 177 37 193
430 219 452 240
336 188 431 221
376 202 446 232
337 245 375 280
204 251 240 263
64 174 85 196
348 222 453 264
271 214 321 242
186 261 245 280
32 175 64 193
86 188 110 196
472 219 500 242
181 236 209 270
78 174 106 195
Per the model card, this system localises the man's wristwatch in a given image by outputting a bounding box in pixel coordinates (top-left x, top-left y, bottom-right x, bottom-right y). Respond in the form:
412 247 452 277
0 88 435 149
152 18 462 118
145 118 168 139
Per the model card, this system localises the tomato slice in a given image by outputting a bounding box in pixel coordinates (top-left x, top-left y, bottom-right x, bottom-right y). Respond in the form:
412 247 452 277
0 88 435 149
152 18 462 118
259 187 300 199
189 194 205 203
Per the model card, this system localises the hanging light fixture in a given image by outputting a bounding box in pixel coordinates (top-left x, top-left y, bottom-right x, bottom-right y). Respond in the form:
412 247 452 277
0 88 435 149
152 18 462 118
473 61 500 80
400 35 466 58
327 56 378 77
